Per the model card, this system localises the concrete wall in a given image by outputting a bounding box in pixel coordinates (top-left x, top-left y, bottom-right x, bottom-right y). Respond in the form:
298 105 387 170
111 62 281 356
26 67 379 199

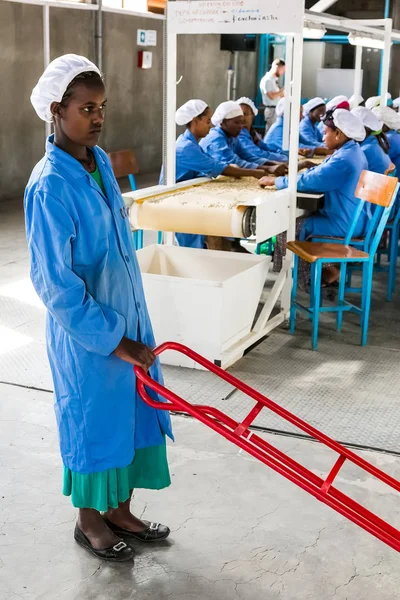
0 3 257 201
301 42 325 99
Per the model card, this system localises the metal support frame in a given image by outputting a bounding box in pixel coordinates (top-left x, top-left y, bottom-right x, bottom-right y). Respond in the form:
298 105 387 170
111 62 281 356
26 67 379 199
353 45 363 106
282 35 293 152
380 18 393 105
42 4 51 139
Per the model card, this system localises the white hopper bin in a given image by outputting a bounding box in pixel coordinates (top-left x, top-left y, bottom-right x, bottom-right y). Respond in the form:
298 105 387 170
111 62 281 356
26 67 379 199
137 245 271 369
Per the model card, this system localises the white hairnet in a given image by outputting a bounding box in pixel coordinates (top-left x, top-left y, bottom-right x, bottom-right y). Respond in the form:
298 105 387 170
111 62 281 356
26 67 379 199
372 106 400 131
351 107 382 133
31 54 101 123
392 97 400 109
236 97 258 117
331 109 366 142
365 96 380 110
211 101 243 127
349 94 364 109
175 99 208 126
303 97 325 116
326 95 348 111
276 98 286 118
366 93 392 111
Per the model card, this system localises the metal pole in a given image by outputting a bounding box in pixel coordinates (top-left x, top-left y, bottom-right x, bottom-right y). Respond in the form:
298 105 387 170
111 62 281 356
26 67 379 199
162 6 177 244
232 51 239 100
380 18 392 105
353 44 363 106
43 4 51 139
282 35 293 152
96 0 103 71
282 32 303 313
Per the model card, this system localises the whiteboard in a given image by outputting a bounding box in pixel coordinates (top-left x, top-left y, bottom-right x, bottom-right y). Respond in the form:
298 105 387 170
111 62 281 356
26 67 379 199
167 0 305 35
316 69 363 100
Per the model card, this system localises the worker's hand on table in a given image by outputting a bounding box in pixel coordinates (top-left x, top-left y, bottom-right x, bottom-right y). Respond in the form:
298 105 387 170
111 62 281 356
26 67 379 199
113 337 156 372
258 176 276 188
251 169 270 179
298 148 314 158
298 160 318 171
264 164 288 176
314 147 333 156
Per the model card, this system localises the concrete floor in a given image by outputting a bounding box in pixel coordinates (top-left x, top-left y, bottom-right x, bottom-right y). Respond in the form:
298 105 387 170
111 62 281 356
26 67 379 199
1 197 400 599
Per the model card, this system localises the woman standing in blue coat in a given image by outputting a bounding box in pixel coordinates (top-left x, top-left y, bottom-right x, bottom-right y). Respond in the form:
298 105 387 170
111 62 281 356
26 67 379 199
25 55 173 562
352 107 391 174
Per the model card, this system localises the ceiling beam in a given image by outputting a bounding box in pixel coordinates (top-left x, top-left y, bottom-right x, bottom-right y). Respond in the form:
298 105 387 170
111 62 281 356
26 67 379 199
310 0 340 13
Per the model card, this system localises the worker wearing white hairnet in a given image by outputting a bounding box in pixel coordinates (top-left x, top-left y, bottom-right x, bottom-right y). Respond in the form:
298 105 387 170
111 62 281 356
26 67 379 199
373 105 400 181
265 98 314 155
263 109 369 243
236 97 288 164
25 54 173 562
162 99 266 248
318 95 349 135
299 97 327 149
200 101 287 176
352 107 391 175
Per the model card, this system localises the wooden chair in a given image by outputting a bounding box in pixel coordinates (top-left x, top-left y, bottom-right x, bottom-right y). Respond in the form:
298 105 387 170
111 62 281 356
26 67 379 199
108 150 144 249
287 170 399 350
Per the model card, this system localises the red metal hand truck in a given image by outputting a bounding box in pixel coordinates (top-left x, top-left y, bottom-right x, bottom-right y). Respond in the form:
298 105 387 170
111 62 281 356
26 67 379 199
135 342 400 553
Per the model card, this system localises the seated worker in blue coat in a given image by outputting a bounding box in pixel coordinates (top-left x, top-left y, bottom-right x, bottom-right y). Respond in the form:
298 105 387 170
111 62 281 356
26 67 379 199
318 95 349 136
299 97 327 149
235 97 288 164
373 105 400 173
259 109 368 284
166 99 267 248
266 98 325 156
352 107 392 175
200 101 288 176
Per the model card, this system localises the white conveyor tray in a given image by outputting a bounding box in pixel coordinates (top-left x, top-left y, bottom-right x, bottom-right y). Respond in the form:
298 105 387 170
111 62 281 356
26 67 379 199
123 178 322 244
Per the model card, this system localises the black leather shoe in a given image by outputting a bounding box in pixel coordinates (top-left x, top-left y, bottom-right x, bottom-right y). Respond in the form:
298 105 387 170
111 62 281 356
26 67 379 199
103 517 170 543
74 523 135 562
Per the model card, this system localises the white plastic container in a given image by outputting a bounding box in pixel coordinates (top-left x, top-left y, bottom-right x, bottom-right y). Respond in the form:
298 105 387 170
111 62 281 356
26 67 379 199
137 245 270 369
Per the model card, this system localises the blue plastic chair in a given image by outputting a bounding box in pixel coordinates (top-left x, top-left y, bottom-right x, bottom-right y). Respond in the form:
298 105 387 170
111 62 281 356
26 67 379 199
313 167 400 301
374 170 400 300
287 171 399 350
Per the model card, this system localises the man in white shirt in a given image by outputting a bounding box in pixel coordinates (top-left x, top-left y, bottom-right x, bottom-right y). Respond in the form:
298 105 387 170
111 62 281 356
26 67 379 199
259 58 286 133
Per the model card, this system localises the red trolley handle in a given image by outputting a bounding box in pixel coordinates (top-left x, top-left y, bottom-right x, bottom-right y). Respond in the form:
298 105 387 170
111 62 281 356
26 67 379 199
135 342 400 495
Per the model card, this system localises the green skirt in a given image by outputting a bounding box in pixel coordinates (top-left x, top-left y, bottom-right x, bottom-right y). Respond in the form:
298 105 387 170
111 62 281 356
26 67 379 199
63 443 171 512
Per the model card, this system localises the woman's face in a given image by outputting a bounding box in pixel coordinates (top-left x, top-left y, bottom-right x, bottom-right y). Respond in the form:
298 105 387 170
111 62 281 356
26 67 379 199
323 125 348 150
222 115 244 138
52 80 106 148
310 105 326 123
240 104 254 130
192 108 213 138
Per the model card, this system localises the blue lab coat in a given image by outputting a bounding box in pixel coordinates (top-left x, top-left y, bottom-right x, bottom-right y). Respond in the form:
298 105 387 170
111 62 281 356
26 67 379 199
24 136 173 474
265 116 312 153
238 128 288 163
299 115 325 149
387 130 400 173
360 135 391 174
160 129 227 248
200 126 260 169
275 140 369 239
